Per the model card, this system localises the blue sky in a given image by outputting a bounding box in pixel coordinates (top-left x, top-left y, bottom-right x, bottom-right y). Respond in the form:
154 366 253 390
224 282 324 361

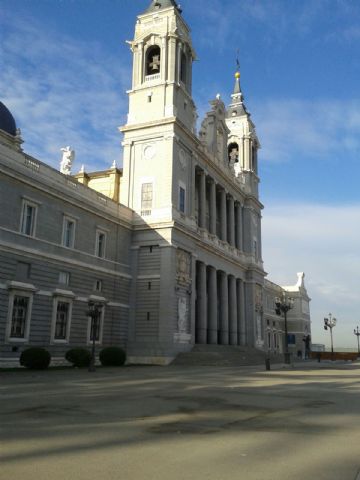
1 0 360 348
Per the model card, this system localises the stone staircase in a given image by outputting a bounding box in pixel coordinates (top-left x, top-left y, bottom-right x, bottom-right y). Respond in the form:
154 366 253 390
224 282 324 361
171 344 283 367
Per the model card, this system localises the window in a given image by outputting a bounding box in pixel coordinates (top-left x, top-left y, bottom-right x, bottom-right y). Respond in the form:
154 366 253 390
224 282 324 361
6 290 33 342
62 217 76 248
10 296 29 338
180 52 187 84
146 45 161 77
51 296 73 343
179 186 186 213
228 142 239 164
59 271 70 286
20 201 37 236
95 230 107 258
94 280 103 292
141 183 153 216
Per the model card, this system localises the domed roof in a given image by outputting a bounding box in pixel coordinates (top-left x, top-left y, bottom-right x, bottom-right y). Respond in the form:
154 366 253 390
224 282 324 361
0 101 17 136
142 0 182 14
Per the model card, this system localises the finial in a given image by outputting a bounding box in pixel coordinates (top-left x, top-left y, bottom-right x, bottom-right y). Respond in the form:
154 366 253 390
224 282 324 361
111 160 117 169
79 164 85 174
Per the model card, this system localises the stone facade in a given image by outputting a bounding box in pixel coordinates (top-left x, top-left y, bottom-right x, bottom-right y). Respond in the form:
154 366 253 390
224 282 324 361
0 0 311 366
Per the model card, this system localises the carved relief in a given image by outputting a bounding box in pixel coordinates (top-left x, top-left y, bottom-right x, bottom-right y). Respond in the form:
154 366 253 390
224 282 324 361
143 144 156 161
176 249 191 285
179 149 187 170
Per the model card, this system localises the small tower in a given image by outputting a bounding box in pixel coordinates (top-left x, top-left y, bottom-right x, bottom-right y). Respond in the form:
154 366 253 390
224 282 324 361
225 69 260 198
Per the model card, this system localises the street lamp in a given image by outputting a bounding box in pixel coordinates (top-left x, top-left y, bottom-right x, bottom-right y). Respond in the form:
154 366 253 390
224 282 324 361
324 313 336 359
275 293 294 364
354 326 360 356
86 301 103 372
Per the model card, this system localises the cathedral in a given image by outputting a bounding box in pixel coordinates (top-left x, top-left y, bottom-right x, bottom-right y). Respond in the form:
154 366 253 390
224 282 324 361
0 0 311 366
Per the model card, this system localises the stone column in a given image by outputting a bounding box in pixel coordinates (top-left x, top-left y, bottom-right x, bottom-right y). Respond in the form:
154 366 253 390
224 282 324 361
199 170 206 229
177 42 182 84
209 178 217 235
237 279 247 346
207 266 218 344
236 203 243 251
220 189 227 241
191 162 196 220
196 261 207 344
161 36 168 82
139 42 144 85
219 271 229 345
228 275 238 345
228 195 235 247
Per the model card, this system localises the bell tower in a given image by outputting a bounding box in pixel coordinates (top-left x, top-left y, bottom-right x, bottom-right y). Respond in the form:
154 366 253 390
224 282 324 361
226 70 260 199
126 0 196 130
120 0 197 214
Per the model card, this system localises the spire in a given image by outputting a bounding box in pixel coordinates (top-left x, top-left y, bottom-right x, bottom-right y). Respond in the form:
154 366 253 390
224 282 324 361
227 70 247 118
142 0 182 14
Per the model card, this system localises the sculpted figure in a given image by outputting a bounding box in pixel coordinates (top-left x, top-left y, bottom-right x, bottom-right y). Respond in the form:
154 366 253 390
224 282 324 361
60 146 75 175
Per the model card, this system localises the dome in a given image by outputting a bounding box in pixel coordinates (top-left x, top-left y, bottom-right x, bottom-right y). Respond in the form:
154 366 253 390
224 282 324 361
0 101 17 136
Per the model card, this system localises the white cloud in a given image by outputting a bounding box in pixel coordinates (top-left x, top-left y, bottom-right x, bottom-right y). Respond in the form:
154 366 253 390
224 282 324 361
0 14 131 172
263 203 360 348
253 99 360 163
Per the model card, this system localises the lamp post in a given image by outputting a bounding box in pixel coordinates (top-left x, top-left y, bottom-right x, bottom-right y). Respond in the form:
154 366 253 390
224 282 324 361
354 326 360 356
275 293 294 364
324 313 336 359
86 301 102 372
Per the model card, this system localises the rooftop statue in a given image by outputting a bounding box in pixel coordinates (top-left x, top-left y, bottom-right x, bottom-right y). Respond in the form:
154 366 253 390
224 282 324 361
60 146 75 175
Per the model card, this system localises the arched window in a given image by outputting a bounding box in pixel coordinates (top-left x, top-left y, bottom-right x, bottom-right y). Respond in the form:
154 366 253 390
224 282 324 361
228 142 239 164
146 46 161 77
252 144 257 172
180 52 187 84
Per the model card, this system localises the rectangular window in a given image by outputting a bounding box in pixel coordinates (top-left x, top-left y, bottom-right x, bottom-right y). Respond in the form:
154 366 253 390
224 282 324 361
62 217 76 248
20 202 37 236
54 301 70 340
10 295 29 338
94 280 102 292
95 231 106 258
59 271 70 286
141 183 153 216
179 186 186 213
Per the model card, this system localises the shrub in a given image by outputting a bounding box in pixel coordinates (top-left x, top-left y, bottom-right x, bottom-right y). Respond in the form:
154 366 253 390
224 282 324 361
20 347 51 370
65 348 91 368
99 347 126 367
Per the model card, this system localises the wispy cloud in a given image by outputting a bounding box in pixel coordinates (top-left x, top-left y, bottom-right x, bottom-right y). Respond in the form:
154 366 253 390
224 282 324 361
253 99 360 163
263 202 360 347
0 14 131 172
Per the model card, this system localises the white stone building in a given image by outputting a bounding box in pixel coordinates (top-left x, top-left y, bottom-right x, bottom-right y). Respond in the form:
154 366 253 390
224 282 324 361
0 0 311 366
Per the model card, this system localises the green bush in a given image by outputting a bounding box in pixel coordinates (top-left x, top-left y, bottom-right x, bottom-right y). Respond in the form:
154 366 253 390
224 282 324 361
65 348 91 368
20 347 51 370
99 347 126 366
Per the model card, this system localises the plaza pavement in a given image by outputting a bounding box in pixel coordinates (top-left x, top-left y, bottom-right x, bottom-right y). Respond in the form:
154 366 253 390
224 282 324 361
1 361 360 480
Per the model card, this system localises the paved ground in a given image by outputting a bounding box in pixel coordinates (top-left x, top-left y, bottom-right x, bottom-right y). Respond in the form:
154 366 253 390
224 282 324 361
1 361 360 480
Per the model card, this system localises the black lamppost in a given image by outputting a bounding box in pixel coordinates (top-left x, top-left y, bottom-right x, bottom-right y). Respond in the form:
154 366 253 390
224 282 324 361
324 313 336 359
354 326 360 356
86 301 102 372
275 293 294 364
